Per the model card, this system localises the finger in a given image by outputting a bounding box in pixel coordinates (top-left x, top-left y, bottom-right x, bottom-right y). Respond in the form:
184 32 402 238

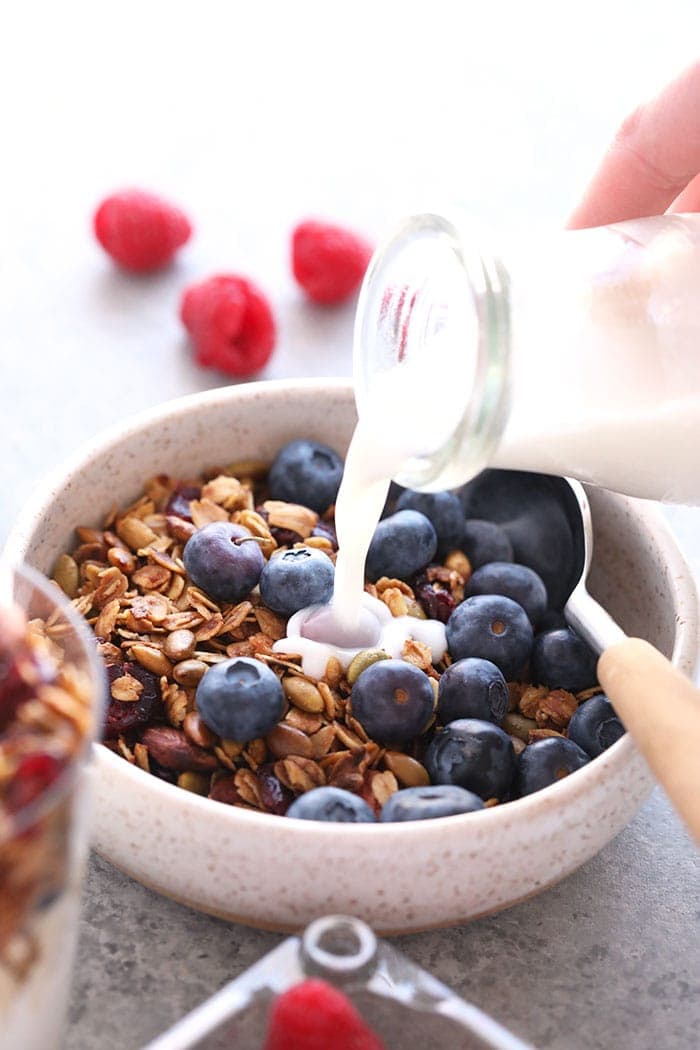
668 170 700 213
568 60 700 229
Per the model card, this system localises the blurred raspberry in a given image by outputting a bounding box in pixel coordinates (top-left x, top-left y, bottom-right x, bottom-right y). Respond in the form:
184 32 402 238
292 220 373 304
93 189 192 272
6 753 64 814
263 978 385 1050
180 274 276 377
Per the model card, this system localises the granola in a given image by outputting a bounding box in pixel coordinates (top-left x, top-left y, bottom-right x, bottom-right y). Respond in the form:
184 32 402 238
0 604 93 1001
54 459 604 819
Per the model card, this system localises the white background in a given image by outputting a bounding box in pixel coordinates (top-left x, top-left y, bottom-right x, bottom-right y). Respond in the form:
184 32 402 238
2 2 699 547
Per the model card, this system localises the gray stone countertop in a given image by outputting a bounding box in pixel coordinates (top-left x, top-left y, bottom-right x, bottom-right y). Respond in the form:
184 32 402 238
1 5 699 1047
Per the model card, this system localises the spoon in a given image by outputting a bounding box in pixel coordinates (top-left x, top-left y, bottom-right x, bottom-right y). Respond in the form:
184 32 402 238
555 477 700 842
546 477 626 652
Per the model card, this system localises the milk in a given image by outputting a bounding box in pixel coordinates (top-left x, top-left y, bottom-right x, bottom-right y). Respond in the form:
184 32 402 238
493 216 700 502
273 593 447 680
495 397 700 503
332 349 468 630
271 338 466 673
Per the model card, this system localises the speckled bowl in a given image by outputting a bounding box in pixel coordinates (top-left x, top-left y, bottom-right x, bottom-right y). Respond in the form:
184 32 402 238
4 378 698 933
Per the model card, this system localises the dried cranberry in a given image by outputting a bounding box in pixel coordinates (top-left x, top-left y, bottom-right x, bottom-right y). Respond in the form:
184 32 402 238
255 506 304 548
103 662 164 740
164 484 201 522
414 576 455 623
269 526 304 548
148 758 180 785
257 764 294 815
311 521 338 551
5 753 64 814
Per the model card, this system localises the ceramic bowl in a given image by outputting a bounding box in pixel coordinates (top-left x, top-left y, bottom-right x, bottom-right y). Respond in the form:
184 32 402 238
4 378 698 933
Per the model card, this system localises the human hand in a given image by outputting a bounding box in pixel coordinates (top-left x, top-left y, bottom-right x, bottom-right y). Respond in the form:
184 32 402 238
568 59 700 229
568 60 700 843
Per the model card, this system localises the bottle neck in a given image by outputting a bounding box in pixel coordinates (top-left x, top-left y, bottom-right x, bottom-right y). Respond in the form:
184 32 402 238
353 210 512 492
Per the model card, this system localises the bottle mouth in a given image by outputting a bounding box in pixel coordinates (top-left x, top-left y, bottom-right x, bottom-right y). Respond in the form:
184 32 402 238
353 210 511 492
301 915 378 978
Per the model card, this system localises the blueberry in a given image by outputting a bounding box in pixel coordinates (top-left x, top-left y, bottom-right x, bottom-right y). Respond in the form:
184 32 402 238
259 546 334 617
183 522 264 603
568 694 625 757
465 562 548 626
462 519 514 568
446 595 533 680
380 784 485 822
350 660 435 744
530 628 598 692
395 489 464 553
365 510 437 582
459 470 577 609
424 718 516 800
437 657 509 725
515 737 590 796
195 657 285 742
267 439 344 514
538 609 568 632
286 786 376 822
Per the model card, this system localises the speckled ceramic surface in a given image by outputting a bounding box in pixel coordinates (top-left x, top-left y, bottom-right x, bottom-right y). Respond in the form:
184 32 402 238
4 378 698 933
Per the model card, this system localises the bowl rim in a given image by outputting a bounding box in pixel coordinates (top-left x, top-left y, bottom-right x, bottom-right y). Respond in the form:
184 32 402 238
3 376 698 836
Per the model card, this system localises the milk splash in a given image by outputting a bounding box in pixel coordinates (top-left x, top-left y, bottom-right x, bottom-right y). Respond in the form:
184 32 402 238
273 593 447 681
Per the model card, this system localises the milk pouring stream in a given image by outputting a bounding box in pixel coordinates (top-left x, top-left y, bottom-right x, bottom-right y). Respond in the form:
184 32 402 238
275 210 700 665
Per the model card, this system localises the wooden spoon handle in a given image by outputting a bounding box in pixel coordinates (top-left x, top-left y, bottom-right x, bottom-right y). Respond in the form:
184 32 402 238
597 638 700 843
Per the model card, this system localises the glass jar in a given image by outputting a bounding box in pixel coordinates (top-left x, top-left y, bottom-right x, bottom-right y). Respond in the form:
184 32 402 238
0 565 106 1050
353 209 700 503
143 914 531 1049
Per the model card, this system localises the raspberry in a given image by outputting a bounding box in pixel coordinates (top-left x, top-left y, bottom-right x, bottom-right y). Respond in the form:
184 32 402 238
180 274 276 377
292 220 373 305
93 189 192 272
6 753 64 814
263 979 385 1050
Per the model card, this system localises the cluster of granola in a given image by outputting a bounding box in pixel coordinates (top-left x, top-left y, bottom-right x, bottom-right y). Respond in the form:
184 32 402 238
53 460 596 817
0 606 92 979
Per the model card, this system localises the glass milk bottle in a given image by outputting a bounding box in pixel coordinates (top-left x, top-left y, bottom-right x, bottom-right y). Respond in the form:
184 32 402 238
353 210 700 503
